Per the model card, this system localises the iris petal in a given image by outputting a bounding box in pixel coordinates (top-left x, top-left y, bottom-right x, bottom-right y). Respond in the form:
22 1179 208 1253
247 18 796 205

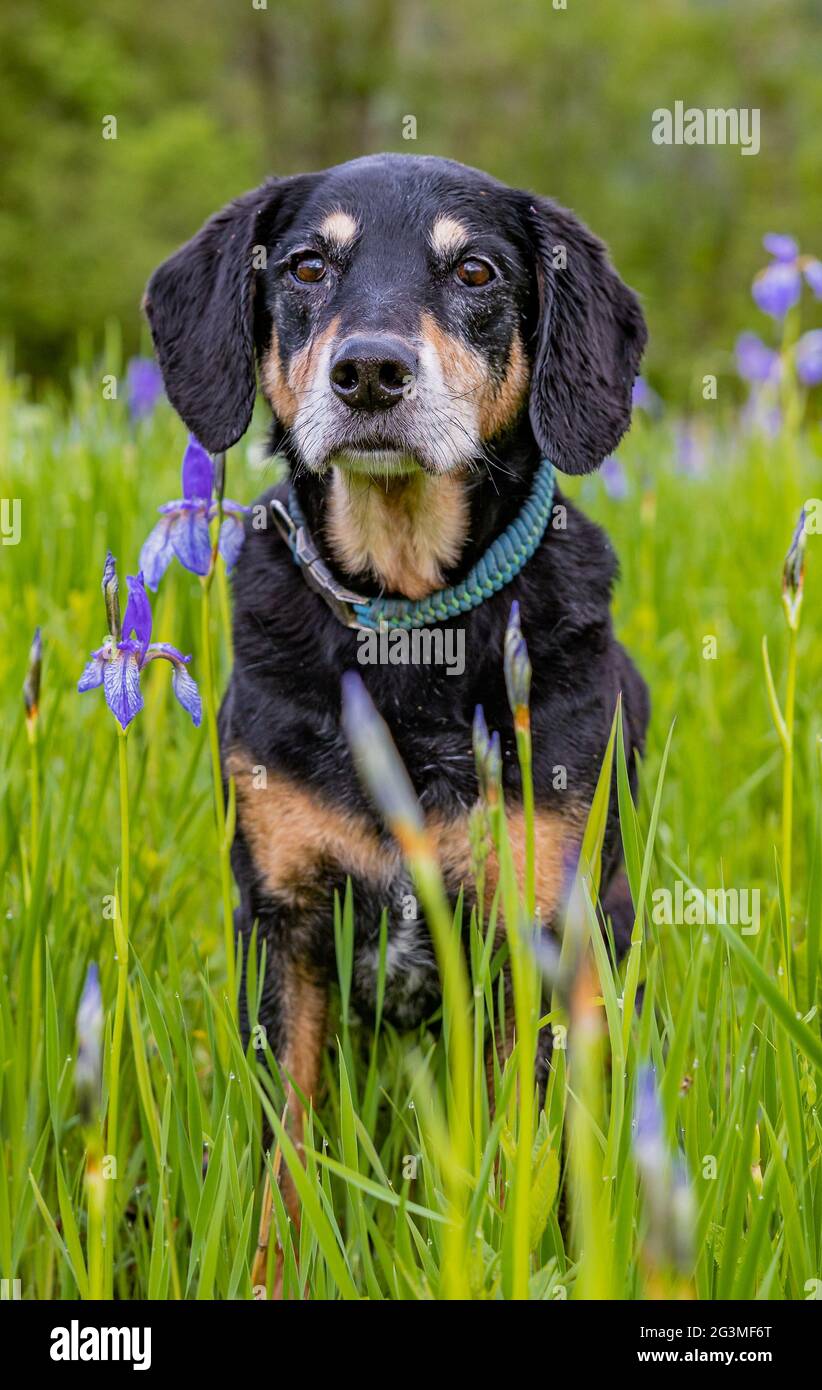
803 258 822 300
139 517 175 591
171 663 202 726
762 233 799 263
103 649 144 728
218 512 246 571
735 332 779 383
78 651 106 692
170 507 212 575
752 263 802 319
144 643 202 726
144 640 188 665
796 330 822 387
182 437 214 502
127 358 164 422
122 573 153 655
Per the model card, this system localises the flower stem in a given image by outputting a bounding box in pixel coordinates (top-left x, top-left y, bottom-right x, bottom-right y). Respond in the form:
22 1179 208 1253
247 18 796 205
24 714 42 1071
26 715 40 871
117 727 130 938
512 714 538 1298
216 556 234 663
762 624 799 1002
106 725 130 1296
781 623 798 989
200 577 236 1016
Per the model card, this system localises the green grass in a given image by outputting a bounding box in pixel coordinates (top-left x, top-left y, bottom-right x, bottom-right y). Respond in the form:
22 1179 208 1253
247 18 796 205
0 358 820 1300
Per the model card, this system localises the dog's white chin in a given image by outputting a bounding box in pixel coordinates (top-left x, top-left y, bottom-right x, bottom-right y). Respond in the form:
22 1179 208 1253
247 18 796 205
329 449 422 478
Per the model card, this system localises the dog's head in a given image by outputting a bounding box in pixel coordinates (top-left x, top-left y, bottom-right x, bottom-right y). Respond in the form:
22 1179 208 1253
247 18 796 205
145 154 646 478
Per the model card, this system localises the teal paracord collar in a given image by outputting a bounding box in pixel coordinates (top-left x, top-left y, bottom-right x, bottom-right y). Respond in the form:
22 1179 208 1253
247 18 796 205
269 459 555 631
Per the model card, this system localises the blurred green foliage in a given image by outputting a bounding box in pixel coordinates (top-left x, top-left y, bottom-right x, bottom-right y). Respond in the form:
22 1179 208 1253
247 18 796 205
1 0 821 397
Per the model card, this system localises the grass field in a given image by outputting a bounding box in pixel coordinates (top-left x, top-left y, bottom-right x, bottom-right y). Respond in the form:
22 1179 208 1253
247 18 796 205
1 352 820 1301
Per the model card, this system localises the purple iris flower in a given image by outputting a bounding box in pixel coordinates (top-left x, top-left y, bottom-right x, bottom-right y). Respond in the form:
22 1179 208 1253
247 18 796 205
735 332 780 384
633 1065 665 1171
783 508 806 620
753 234 822 319
78 554 201 729
633 1064 694 1273
804 258 822 299
735 335 781 440
126 357 164 422
472 704 502 804
139 436 248 591
601 454 628 499
796 330 822 387
503 600 531 714
752 260 802 319
762 233 798 263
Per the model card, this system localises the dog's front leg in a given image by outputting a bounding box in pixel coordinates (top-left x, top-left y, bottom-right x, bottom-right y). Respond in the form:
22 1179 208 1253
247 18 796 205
277 955 328 1204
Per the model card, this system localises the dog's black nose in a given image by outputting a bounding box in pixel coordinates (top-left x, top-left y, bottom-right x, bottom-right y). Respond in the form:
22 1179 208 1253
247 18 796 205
329 336 418 411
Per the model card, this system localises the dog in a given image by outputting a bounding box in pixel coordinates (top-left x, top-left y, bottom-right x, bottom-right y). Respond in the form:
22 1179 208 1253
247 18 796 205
144 151 649 1207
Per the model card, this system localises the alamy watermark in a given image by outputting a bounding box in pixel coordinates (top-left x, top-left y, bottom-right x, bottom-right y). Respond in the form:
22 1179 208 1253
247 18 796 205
652 880 760 935
357 623 465 677
652 102 760 156
50 1320 151 1370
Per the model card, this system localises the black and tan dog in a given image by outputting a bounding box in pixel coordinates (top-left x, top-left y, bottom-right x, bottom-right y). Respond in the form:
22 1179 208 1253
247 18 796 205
145 152 649 1185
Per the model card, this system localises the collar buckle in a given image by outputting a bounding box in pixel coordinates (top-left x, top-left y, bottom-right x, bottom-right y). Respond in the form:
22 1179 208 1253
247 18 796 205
270 498 372 630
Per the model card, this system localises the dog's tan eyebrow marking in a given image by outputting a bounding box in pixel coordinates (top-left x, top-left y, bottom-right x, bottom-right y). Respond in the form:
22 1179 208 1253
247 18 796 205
318 209 359 249
429 214 470 258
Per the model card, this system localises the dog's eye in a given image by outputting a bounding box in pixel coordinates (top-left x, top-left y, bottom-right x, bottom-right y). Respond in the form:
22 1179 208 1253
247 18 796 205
290 252 326 284
455 257 495 287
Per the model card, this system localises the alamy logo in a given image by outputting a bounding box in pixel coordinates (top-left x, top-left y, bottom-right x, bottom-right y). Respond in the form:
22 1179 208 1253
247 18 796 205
50 1320 151 1371
652 102 760 156
357 624 465 676
652 881 760 935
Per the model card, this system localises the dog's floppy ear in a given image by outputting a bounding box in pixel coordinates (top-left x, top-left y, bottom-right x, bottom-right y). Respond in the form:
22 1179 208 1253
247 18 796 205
143 177 309 453
524 198 647 475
